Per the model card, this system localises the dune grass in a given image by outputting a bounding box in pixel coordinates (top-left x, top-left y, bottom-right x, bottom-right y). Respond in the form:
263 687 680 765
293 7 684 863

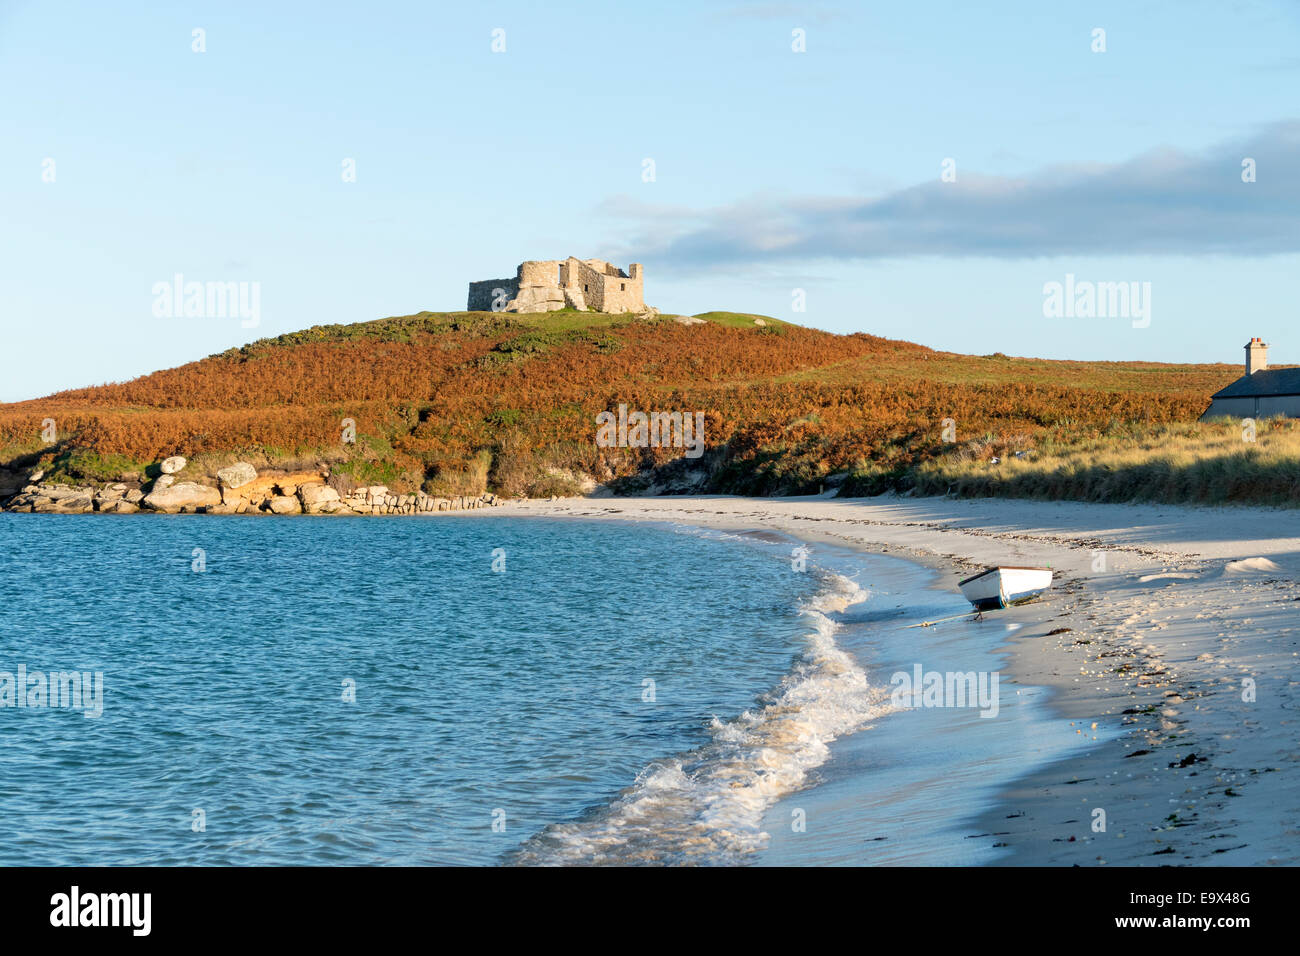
905 418 1300 506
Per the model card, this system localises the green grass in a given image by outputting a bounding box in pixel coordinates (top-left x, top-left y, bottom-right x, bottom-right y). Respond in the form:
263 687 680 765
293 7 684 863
42 449 148 486
692 311 790 329
505 309 643 332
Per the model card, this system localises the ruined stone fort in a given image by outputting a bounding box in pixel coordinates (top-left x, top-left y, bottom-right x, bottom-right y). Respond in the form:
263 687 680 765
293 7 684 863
468 257 644 314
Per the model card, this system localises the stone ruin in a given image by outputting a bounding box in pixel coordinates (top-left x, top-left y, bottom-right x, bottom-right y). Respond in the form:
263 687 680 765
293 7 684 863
468 257 644 314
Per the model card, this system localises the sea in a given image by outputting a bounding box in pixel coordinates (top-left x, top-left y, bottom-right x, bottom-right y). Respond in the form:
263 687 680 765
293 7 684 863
0 512 1094 865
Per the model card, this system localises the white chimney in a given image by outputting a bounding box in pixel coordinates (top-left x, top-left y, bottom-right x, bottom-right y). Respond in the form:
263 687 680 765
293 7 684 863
1245 337 1268 375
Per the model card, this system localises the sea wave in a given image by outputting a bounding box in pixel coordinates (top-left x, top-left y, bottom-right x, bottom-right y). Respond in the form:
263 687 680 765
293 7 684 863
509 570 893 865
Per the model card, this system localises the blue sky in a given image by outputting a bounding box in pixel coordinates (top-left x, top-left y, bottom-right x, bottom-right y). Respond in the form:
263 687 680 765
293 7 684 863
2 0 1298 401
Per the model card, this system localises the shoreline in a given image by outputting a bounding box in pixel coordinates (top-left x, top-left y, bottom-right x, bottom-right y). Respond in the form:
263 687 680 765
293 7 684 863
5 491 1296 865
462 493 1300 866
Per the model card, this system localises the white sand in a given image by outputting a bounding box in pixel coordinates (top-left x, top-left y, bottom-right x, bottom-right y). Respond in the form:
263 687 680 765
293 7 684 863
476 493 1300 865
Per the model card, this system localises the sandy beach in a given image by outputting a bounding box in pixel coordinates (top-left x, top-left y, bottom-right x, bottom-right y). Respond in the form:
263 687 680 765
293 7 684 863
475 493 1300 866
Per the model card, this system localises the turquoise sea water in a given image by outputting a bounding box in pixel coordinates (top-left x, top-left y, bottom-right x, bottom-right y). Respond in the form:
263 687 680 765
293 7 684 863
0 511 1092 866
0 513 856 865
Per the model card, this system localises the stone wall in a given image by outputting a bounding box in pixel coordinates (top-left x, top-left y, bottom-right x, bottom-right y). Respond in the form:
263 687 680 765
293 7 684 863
518 260 561 286
598 262 643 314
467 278 519 312
467 257 645 314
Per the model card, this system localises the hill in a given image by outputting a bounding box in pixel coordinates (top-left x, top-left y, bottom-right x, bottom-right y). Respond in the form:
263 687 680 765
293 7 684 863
2 308 1295 506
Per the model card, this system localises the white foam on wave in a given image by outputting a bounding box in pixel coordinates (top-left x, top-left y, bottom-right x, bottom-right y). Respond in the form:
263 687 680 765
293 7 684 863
511 571 895 865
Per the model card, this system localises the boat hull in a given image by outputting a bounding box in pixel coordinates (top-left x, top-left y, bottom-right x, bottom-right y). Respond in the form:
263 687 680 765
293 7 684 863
958 566 1053 610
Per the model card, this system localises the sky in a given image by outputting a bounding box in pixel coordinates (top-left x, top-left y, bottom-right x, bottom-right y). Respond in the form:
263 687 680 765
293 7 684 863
2 0 1298 401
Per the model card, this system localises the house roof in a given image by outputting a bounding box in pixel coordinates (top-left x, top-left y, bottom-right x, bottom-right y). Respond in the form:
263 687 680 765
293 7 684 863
1212 366 1300 398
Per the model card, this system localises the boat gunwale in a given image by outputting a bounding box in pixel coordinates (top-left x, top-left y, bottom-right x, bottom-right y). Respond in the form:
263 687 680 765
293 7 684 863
957 565 1053 588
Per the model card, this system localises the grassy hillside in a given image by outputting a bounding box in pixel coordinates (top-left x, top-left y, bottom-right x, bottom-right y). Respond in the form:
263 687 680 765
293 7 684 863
1 308 1288 504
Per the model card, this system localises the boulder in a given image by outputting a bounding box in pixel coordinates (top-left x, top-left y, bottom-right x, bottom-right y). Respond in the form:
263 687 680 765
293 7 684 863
160 456 187 475
217 462 258 489
276 482 297 497
124 489 145 504
268 495 301 515
99 499 140 514
29 469 44 483
142 481 222 514
507 285 565 313
154 474 176 490
298 483 342 515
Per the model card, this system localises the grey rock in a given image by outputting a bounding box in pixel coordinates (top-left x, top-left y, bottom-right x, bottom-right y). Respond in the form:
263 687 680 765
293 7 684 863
217 462 258 489
298 483 342 515
142 482 222 513
268 495 301 515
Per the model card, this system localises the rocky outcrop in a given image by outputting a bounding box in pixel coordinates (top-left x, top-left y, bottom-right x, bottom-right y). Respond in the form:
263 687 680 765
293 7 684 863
223 471 326 506
93 484 129 511
4 484 95 514
509 285 566 312
2 467 511 516
98 499 140 514
142 481 222 513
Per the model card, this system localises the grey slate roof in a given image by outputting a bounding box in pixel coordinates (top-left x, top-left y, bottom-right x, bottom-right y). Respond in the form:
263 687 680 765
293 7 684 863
1211 367 1300 398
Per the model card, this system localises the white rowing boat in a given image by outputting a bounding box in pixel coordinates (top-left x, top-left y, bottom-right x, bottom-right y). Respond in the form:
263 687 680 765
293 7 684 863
957 566 1053 611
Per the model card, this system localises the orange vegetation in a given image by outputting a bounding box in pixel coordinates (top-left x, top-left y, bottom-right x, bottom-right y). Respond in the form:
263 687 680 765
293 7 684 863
0 310 1238 497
